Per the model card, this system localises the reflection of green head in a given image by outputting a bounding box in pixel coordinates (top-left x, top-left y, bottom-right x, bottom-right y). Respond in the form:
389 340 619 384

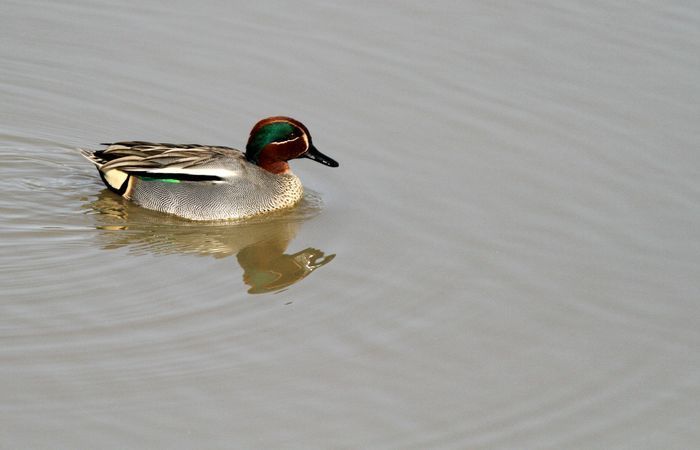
245 121 296 163
238 246 336 294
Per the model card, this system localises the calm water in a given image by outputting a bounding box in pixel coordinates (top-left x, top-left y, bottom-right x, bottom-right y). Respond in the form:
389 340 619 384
2 1 700 448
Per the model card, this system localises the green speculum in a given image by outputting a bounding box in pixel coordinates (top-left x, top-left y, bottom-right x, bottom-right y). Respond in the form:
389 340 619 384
138 176 181 183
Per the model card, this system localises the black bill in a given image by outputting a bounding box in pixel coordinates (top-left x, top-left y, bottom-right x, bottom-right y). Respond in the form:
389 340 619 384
303 144 339 167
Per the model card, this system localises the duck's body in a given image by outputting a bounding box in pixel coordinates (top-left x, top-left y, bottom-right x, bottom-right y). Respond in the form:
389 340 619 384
80 117 338 221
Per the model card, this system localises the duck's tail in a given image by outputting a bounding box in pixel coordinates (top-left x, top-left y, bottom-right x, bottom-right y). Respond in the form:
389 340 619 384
78 148 103 167
78 148 133 197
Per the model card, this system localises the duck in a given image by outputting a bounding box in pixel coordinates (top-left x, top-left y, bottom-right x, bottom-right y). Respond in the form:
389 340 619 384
80 116 339 221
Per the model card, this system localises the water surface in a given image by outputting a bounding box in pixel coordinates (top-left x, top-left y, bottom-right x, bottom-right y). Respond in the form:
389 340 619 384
1 1 700 448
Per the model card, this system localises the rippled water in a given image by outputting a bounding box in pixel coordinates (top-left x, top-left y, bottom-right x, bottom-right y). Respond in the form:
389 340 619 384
2 1 700 448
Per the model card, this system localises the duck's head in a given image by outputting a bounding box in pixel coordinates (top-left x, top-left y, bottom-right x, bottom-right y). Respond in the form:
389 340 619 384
245 116 339 174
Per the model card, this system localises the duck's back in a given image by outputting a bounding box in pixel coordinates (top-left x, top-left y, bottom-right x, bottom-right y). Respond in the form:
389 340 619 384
82 142 303 220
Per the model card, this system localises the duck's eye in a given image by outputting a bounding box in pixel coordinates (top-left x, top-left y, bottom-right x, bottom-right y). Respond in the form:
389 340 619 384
287 128 302 140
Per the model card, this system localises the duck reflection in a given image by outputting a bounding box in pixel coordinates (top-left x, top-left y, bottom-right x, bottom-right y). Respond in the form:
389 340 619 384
85 190 335 294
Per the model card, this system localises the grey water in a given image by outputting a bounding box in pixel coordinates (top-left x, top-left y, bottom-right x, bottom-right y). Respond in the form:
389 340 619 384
1 1 700 448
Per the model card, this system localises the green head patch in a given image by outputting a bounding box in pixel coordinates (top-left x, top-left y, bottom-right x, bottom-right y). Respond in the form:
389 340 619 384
245 121 298 163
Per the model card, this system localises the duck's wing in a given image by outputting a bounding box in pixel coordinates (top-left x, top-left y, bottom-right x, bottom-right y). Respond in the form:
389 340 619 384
81 142 247 182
